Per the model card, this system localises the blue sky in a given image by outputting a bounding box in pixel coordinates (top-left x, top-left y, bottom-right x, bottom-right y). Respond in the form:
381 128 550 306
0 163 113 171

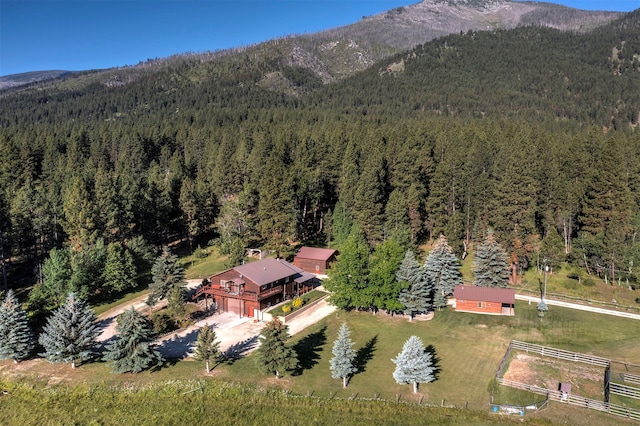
1 0 637 77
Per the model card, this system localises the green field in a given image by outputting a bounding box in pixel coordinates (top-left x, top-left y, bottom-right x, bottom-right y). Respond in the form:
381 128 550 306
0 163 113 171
4 288 640 424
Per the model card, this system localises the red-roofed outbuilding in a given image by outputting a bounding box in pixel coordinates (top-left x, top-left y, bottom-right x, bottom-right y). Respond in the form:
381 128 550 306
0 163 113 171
453 285 515 316
293 247 338 274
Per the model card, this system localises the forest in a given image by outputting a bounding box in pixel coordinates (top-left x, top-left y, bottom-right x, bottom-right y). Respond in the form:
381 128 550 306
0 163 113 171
1 11 640 315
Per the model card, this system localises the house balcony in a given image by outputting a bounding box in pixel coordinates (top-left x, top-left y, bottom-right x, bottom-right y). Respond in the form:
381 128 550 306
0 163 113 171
193 284 283 302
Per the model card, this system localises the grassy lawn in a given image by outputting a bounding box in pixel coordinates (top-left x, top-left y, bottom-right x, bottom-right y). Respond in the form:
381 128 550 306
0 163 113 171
4 299 640 424
215 300 640 420
182 246 230 280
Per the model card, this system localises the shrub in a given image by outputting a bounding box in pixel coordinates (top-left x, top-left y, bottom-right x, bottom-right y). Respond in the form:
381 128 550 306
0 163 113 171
582 277 596 287
282 304 292 314
150 312 175 335
567 272 580 280
291 297 303 309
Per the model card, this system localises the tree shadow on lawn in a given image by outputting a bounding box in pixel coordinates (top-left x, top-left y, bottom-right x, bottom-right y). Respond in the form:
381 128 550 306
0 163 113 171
425 344 441 381
354 335 378 374
160 329 200 366
292 326 327 376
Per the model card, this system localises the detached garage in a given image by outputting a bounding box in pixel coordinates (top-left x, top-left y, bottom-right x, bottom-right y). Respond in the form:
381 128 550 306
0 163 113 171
293 247 338 274
453 285 515 316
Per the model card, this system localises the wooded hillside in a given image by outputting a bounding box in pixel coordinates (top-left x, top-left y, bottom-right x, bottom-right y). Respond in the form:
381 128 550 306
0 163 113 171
1 10 640 303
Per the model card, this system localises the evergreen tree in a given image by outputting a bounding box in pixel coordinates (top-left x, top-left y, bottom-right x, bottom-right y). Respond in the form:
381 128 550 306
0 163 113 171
193 325 222 373
103 307 164 373
424 235 462 308
148 247 186 306
391 335 435 394
38 293 100 368
256 317 298 379
330 322 357 388
396 250 432 318
473 231 510 288
102 242 137 295
0 290 35 362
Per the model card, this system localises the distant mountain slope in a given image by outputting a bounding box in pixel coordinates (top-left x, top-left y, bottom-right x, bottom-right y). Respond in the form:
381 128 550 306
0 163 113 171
0 70 74 90
0 0 625 92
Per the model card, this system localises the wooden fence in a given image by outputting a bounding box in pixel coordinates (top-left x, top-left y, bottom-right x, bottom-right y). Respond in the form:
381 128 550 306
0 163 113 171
497 378 640 420
510 340 610 367
610 382 640 400
497 341 640 421
620 373 640 386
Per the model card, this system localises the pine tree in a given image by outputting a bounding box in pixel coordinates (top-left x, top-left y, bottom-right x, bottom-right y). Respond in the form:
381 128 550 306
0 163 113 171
396 250 432 319
330 322 357 388
103 307 164 373
256 317 298 379
0 290 35 362
472 231 510 288
193 325 222 373
147 247 186 306
391 335 435 393
424 234 462 308
38 293 100 368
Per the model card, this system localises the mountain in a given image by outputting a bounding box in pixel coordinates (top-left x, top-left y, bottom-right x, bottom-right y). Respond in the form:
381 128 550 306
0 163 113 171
0 0 624 92
0 70 75 90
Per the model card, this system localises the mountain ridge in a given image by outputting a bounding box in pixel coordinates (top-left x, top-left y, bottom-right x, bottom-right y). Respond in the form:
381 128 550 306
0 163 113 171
0 0 626 90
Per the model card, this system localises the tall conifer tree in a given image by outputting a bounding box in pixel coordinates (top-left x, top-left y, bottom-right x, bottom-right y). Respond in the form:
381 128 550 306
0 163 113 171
39 293 100 368
256 317 298 379
392 335 435 393
103 307 164 373
193 325 222 373
396 250 432 318
330 322 357 388
0 290 35 362
472 232 510 288
424 234 462 308
148 247 186 306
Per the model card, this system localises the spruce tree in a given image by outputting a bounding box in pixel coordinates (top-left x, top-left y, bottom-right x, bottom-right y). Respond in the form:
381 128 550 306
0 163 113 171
193 325 221 373
396 250 432 319
256 317 298 379
148 247 186 306
330 322 357 388
424 234 462 309
38 292 100 368
0 290 35 362
103 307 164 373
472 231 510 288
391 335 435 393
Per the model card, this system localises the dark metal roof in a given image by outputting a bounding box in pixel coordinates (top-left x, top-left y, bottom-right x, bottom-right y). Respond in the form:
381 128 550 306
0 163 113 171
453 285 515 304
232 258 310 286
295 246 337 261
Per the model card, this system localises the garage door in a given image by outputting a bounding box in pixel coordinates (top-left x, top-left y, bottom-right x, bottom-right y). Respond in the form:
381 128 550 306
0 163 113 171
226 298 241 315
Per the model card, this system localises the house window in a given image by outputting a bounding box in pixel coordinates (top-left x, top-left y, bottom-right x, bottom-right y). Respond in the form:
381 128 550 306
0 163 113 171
220 280 228 289
285 276 289 283
261 285 266 291
477 301 487 309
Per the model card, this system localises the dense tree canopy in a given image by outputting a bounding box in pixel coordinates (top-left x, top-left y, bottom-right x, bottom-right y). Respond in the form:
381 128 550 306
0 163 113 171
2 16 640 309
